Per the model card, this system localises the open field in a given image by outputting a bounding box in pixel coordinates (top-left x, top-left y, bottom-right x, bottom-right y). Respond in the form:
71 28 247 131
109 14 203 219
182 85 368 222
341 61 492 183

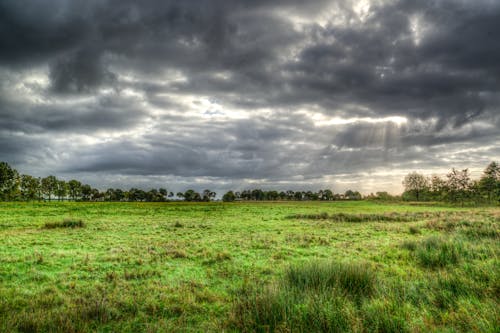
0 201 498 332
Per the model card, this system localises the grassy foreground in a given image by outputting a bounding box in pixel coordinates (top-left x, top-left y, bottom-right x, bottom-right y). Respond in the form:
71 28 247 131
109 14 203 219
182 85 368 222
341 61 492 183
0 201 498 332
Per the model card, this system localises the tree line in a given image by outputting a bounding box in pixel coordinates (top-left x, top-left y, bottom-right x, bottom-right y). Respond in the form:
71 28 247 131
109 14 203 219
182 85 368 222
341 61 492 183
0 161 498 204
0 161 362 202
401 162 500 204
221 189 361 202
0 162 216 202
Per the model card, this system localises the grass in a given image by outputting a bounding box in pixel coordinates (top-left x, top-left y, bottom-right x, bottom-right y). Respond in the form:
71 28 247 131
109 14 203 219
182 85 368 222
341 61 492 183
402 236 467 268
284 260 376 297
230 260 376 332
43 219 85 229
289 211 436 222
0 201 498 332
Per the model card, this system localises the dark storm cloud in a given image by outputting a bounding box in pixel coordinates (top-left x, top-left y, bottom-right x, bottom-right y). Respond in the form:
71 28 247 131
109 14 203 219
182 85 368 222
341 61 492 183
49 48 116 94
277 0 500 124
0 0 499 192
0 88 149 133
0 1 96 66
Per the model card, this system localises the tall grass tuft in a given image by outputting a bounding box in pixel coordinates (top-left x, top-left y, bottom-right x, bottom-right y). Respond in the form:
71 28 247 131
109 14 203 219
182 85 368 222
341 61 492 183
43 219 85 229
289 212 433 222
229 260 375 332
285 260 376 297
462 222 499 240
231 285 353 333
404 236 467 268
361 300 409 333
408 226 421 234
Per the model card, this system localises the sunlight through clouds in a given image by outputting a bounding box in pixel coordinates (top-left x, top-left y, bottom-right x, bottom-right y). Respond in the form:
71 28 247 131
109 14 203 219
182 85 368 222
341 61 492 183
0 0 499 194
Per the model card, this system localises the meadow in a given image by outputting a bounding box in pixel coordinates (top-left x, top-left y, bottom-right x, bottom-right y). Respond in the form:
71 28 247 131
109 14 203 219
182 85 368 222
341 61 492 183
0 201 498 332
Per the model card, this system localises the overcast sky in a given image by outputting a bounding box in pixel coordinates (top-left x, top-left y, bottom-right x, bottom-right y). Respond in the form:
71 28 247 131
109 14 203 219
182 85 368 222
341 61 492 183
1 0 499 194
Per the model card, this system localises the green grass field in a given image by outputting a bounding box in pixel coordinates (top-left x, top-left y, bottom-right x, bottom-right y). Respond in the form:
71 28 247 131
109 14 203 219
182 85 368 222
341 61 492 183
0 201 498 332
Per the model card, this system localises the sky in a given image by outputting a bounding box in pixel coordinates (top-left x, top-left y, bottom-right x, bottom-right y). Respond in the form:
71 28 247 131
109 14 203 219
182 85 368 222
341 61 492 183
1 0 499 195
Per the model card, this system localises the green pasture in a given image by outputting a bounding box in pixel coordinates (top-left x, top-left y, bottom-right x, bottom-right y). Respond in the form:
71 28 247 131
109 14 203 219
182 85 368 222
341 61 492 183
0 201 498 332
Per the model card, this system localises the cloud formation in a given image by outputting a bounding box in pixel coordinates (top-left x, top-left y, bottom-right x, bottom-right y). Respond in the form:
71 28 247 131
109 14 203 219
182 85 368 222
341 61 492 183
1 0 499 193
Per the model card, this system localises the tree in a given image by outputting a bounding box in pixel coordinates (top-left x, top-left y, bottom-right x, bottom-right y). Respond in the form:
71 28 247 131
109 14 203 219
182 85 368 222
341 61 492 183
240 190 251 200
402 172 429 201
429 175 447 201
159 188 168 201
91 188 102 201
0 162 19 200
222 190 236 202
81 184 93 201
478 162 500 201
19 174 40 201
56 180 68 201
113 188 125 201
446 168 472 205
372 192 394 201
202 189 216 202
183 189 201 202
267 190 279 200
303 191 316 200
146 189 161 202
251 189 264 200
68 180 82 200
105 188 125 201
320 189 334 201
127 188 146 201
41 175 58 201
344 190 362 200
105 188 116 201
294 191 303 200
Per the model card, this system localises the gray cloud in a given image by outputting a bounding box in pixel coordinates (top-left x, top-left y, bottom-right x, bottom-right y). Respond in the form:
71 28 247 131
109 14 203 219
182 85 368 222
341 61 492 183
0 0 499 193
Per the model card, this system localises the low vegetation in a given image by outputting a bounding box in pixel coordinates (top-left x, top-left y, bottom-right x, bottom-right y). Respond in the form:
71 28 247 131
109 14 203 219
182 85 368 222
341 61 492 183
0 201 498 332
43 219 85 229
230 261 375 332
402 236 467 268
289 212 433 222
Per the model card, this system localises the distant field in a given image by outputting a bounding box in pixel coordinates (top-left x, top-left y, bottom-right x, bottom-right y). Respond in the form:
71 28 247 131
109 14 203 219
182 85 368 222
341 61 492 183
0 201 498 332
